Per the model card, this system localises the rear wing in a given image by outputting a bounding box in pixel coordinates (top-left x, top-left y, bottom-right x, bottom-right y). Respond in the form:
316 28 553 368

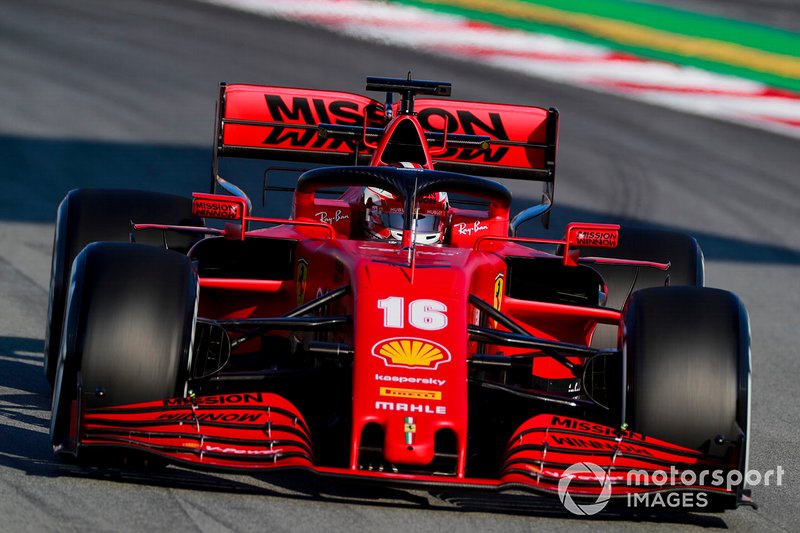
415 98 557 183
213 80 558 202
215 83 381 168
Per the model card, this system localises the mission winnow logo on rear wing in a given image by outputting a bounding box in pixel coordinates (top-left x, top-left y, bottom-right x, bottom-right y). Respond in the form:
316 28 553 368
219 84 553 172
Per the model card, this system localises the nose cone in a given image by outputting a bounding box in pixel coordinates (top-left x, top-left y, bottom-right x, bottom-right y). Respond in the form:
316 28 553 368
350 259 469 471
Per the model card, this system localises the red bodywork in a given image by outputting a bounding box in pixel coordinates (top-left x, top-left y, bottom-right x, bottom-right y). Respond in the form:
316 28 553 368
72 80 740 505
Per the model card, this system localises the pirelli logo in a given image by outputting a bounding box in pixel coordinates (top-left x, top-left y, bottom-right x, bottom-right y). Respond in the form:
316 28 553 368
379 387 442 401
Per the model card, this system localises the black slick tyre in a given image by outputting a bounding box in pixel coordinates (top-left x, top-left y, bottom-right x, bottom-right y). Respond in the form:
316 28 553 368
590 227 704 348
43 189 201 386
622 286 750 457
51 243 198 455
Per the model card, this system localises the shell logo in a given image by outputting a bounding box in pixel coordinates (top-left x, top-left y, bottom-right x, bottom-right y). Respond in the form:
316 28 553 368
371 337 451 370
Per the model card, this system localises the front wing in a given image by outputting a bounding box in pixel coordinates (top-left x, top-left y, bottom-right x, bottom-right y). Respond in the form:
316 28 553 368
75 393 739 503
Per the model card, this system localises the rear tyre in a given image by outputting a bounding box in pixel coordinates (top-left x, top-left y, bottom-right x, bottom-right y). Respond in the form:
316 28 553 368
51 243 198 456
622 286 750 458
44 189 201 386
589 227 704 347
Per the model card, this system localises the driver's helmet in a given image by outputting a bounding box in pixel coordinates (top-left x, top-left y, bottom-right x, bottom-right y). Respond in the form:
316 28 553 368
363 187 449 245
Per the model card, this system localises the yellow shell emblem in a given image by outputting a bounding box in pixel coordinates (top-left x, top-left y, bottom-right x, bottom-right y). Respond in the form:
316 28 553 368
372 337 451 369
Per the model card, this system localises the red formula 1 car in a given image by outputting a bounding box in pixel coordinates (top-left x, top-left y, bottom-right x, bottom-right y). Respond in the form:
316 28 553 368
45 76 752 511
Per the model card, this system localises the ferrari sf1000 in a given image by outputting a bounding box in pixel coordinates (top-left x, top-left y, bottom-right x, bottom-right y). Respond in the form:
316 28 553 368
45 76 752 511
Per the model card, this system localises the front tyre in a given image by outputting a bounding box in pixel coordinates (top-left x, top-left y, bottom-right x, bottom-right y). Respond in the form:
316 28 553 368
51 243 198 456
44 189 201 386
622 286 750 458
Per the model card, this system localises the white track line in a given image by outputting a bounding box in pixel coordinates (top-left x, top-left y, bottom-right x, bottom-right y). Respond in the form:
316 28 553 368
199 0 800 139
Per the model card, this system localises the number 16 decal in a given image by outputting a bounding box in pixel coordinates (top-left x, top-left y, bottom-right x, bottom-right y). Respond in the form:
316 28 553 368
378 297 448 331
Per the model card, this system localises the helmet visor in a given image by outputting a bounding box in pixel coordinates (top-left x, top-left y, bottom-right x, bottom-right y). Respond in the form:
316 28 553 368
378 212 441 233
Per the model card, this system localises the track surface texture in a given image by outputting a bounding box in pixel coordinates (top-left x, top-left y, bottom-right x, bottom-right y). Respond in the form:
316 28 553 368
0 0 798 531
647 0 800 32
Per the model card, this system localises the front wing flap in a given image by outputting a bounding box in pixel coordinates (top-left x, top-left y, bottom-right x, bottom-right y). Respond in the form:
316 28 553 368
80 392 314 469
500 414 738 499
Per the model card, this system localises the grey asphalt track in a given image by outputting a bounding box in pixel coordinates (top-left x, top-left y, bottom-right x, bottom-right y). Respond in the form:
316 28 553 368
647 0 800 32
0 1 798 531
